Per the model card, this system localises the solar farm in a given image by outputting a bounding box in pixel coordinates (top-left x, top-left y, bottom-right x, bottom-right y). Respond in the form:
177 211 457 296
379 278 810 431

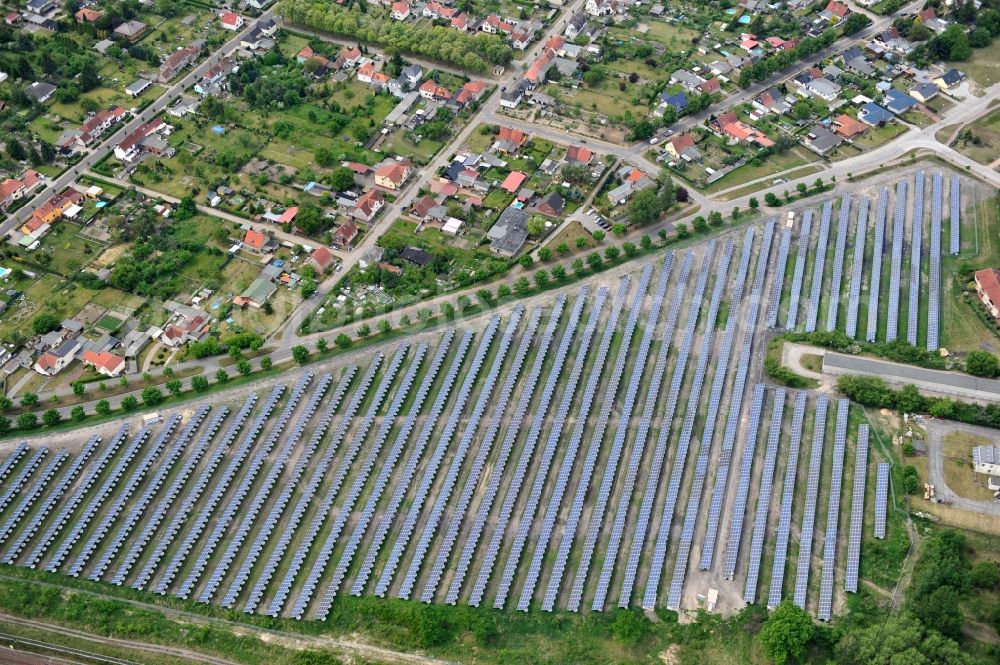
767 170 969 349
0 183 924 622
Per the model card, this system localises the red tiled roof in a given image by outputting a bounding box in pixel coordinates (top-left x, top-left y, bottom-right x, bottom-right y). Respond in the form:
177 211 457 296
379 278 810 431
244 228 266 249
565 145 593 163
977 269 1000 309
83 350 125 374
310 245 337 268
500 171 527 193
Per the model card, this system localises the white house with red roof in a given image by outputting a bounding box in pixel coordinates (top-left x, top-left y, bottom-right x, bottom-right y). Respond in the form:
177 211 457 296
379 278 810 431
78 106 127 146
220 11 244 30
113 118 169 163
82 350 126 377
0 169 40 209
391 1 410 20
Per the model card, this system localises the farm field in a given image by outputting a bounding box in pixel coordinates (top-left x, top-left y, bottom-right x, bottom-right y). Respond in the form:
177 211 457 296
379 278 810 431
0 215 898 626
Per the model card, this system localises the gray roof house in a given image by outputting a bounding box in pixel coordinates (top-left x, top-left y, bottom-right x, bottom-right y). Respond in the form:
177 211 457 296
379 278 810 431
804 125 842 155
488 207 529 257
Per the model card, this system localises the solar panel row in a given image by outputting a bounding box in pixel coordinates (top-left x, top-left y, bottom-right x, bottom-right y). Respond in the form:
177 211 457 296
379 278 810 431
846 197 870 338
667 231 759 610
874 462 890 539
845 424 869 593
617 249 713 609
515 280 628 611
767 392 807 608
928 173 943 351
700 216 778 574
793 396 829 609
866 188 889 343
543 265 654 611
818 400 849 621
886 182 907 342
805 202 832 333
786 211 813 330
908 172 924 346
827 197 852 332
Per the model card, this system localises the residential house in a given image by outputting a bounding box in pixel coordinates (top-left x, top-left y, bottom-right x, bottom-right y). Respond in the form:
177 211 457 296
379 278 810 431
565 12 587 40
262 206 298 225
934 68 965 90
910 82 939 103
488 206 529 256
391 1 410 20
220 11 244 30
113 118 171 162
419 79 451 100
307 247 337 276
804 75 841 102
671 69 705 91
656 92 688 115
565 144 593 164
753 88 792 115
500 79 529 108
79 106 127 145
330 222 359 251
714 111 774 147
665 134 701 162
820 0 850 23
607 166 656 205
699 78 721 94
26 0 55 15
534 192 564 217
25 81 55 104
493 126 529 155
114 20 147 42
243 228 277 253
33 339 81 376
832 113 867 139
159 47 199 82
500 171 527 193
195 58 238 95
400 64 423 85
75 7 103 22
167 97 199 117
0 169 41 210
884 88 917 115
352 189 384 222
804 125 842 155
975 268 1000 319
841 46 875 76
857 102 893 126
374 161 412 190
24 189 83 234
82 350 126 377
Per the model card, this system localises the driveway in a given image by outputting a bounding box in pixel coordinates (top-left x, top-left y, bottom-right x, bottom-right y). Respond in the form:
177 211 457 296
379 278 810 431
924 420 1000 515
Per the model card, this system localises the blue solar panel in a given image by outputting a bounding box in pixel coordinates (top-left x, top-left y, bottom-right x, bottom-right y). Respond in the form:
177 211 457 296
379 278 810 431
544 265 654 611
616 248 713 609
318 334 458 612
420 303 554 606
469 288 591 608
805 202 832 333
767 392 807 608
845 425 869 593
372 316 503 600
583 256 679 611
767 228 792 329
0 449 66 548
786 211 813 330
643 241 735 609
347 330 473 600
908 172 924 345
827 197 852 332
874 462 890 539
295 347 426 617
950 175 960 255
846 197 869 338
489 287 607 610
667 230 758 610
792 395 828 608
866 188 889 343
743 389 786 603
698 222 776 578
394 308 526 602
818 400 849 620
886 182 907 342
515 279 629 611
928 173 943 350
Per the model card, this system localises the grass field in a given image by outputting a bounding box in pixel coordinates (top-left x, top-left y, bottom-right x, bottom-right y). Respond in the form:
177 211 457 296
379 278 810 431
703 149 821 195
951 108 1000 165
964 40 1000 88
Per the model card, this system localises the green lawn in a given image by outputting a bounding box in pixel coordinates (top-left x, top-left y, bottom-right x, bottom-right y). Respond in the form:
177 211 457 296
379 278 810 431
34 223 103 275
704 148 822 195
381 128 444 163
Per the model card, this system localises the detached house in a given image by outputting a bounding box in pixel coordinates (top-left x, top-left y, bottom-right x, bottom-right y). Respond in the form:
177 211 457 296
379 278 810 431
220 11 244 31
975 268 1000 319
160 47 199 82
0 169 41 210
33 339 81 376
391 1 410 20
82 351 126 377
374 161 412 190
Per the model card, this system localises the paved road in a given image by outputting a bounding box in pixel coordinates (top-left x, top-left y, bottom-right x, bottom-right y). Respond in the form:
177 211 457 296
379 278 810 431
823 350 1000 402
924 421 1000 515
3 9 277 236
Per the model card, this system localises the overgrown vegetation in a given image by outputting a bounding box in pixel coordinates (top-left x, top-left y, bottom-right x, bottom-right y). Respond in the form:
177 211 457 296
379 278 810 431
837 375 1000 429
